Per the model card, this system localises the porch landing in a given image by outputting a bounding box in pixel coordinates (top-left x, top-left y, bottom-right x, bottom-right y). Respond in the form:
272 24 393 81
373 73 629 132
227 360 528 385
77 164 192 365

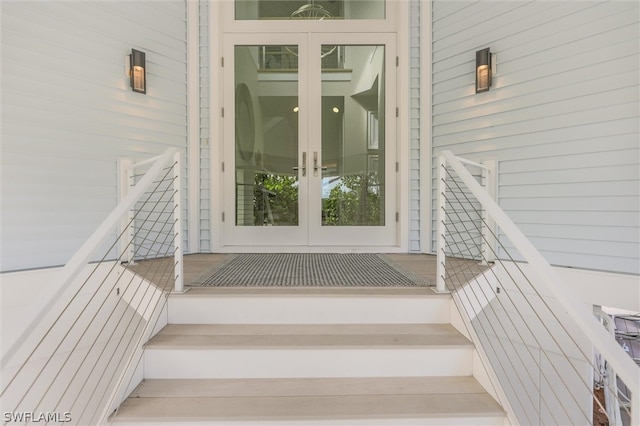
130 253 444 289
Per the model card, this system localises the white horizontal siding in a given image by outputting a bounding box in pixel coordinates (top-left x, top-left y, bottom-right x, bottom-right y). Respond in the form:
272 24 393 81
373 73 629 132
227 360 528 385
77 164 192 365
431 0 640 274
1 1 188 272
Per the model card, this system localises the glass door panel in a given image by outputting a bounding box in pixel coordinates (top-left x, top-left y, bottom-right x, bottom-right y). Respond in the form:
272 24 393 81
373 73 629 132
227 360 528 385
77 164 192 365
224 36 309 246
308 34 396 246
224 34 395 247
320 45 385 227
234 45 300 227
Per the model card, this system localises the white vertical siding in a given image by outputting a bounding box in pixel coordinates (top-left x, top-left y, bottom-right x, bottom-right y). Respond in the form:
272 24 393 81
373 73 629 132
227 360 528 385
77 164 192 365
1 1 188 272
408 0 421 252
431 1 640 274
199 0 211 251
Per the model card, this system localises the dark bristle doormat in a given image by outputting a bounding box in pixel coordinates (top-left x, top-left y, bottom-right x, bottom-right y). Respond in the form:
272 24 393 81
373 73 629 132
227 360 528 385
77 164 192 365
191 254 431 287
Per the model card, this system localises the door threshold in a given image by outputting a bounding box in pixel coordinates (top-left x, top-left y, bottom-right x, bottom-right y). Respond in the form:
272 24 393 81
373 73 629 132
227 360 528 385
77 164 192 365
215 245 407 254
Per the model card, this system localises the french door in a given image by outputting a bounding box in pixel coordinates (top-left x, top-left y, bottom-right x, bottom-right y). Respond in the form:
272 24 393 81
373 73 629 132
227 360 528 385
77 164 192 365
223 32 396 247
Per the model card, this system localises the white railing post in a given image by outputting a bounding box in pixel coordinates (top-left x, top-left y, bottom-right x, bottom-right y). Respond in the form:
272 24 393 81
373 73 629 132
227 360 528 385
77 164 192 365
480 159 496 265
436 153 448 293
117 158 136 264
173 151 184 293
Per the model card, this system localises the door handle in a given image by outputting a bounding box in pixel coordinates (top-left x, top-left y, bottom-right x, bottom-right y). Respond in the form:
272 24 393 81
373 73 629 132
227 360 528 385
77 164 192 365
293 152 307 177
313 152 327 176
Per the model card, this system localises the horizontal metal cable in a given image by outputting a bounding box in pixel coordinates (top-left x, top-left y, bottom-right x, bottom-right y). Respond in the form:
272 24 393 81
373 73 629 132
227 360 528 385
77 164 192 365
4 157 180 426
22 171 177 423
441 199 578 424
79 225 177 424
445 168 623 381
106 256 177 423
440 164 628 424
442 166 612 422
63 182 177 424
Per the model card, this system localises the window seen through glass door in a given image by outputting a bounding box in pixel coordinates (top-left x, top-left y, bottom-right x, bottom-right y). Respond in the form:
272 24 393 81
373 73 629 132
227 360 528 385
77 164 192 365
235 0 385 20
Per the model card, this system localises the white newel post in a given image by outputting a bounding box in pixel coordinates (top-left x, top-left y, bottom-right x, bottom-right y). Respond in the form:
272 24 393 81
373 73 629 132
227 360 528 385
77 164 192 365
117 157 136 264
173 151 184 293
480 159 497 265
436 154 448 293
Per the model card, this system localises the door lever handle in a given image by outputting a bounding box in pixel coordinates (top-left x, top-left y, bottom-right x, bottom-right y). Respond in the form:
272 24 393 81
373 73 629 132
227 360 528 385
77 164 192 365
313 152 327 176
302 152 307 176
293 152 307 176
313 152 319 176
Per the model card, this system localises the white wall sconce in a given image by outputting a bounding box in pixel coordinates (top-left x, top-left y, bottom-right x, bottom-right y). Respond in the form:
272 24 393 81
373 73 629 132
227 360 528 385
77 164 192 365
127 49 146 94
475 47 496 93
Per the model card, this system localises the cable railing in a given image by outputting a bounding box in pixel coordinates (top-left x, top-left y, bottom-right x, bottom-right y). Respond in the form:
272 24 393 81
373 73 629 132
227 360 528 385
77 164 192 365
0 147 183 425
436 150 639 426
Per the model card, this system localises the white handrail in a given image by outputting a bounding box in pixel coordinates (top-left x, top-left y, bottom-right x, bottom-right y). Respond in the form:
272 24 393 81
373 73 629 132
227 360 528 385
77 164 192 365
456 156 491 170
1 147 180 369
127 153 164 170
439 150 639 425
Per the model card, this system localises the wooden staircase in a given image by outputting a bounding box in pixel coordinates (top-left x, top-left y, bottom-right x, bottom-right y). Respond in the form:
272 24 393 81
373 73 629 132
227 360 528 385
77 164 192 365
110 287 505 425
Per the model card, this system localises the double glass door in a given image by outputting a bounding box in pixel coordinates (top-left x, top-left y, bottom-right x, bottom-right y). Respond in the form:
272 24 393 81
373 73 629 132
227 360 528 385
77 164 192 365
223 33 396 247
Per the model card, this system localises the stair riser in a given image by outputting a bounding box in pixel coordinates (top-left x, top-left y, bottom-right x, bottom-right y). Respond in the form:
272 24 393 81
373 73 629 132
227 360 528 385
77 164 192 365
168 297 450 324
143 347 473 379
112 417 506 426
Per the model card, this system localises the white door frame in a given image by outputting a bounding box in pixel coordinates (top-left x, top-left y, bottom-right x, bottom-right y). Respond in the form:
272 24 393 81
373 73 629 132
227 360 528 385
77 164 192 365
210 2 410 253
220 33 399 249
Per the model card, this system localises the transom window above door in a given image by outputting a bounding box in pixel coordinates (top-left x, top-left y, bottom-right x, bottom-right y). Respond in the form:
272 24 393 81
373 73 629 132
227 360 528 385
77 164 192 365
235 0 386 21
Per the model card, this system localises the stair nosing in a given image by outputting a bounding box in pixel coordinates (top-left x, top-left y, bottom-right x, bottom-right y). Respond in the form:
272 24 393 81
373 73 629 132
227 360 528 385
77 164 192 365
130 376 488 398
112 393 505 422
143 323 473 350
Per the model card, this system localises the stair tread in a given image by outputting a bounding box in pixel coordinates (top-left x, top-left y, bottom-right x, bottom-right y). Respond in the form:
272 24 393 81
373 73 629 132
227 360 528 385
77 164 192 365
159 323 461 335
130 376 487 398
145 324 472 349
112 378 504 422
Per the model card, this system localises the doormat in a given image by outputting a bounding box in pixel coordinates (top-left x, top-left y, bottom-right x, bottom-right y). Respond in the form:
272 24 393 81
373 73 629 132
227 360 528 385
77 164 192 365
190 254 432 287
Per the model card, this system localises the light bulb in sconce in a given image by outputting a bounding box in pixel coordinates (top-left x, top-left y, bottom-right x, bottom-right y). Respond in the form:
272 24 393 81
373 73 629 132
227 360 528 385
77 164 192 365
132 66 145 92
475 47 491 93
